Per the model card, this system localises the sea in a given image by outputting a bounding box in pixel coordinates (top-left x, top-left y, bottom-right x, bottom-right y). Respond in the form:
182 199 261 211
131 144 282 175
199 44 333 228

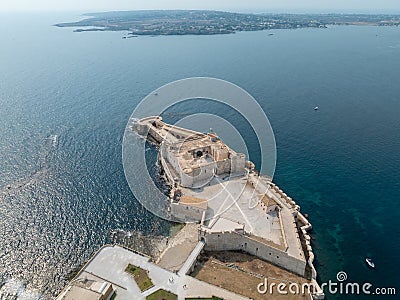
0 12 399 299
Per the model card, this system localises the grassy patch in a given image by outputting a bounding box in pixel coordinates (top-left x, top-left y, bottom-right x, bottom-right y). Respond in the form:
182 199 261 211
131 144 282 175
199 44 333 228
146 289 177 300
169 223 185 237
125 264 154 292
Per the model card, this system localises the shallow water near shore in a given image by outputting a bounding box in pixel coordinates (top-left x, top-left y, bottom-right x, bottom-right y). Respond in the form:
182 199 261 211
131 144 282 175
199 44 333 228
0 12 399 299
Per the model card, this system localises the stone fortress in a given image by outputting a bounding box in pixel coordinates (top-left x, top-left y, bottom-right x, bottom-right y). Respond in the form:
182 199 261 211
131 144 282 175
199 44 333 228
57 116 325 300
133 116 325 299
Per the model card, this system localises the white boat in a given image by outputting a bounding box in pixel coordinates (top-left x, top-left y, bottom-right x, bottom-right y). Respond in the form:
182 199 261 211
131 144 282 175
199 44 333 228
46 134 58 147
50 135 58 147
365 258 375 268
314 106 319 111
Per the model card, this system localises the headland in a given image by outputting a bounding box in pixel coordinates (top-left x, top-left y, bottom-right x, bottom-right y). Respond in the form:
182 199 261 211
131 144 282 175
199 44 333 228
57 117 325 300
55 10 400 36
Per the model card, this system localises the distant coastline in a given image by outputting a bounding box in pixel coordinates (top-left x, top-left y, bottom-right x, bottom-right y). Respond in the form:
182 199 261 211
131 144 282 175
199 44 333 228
55 10 400 36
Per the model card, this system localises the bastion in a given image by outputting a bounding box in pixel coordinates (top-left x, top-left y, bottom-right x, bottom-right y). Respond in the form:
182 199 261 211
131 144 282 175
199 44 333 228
57 116 325 300
133 116 324 299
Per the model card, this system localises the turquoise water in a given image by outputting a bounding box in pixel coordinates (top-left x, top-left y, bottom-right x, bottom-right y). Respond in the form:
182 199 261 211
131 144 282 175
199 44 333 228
0 13 399 299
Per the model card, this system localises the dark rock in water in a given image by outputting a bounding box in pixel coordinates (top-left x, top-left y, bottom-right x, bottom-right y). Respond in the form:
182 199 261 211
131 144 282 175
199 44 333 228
64 265 83 281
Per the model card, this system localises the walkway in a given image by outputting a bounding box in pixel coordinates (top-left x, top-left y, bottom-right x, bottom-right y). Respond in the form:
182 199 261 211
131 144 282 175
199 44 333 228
178 240 205 276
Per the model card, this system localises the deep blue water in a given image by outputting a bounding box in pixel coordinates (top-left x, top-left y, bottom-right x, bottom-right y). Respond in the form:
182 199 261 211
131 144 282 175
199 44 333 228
0 12 399 299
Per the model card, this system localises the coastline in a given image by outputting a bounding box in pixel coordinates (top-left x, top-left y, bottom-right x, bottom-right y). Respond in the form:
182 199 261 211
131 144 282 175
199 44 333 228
139 116 325 298
57 116 325 299
54 10 400 36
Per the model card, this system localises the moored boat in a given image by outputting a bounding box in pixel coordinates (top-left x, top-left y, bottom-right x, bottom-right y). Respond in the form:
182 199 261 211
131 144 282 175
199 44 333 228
365 258 375 268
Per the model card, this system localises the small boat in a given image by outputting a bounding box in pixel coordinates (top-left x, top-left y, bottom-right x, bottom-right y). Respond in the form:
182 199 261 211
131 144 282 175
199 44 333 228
46 134 58 147
365 258 375 268
314 106 319 111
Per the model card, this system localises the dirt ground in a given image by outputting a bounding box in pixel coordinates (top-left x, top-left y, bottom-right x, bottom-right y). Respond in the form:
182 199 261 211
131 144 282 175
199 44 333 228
191 251 313 300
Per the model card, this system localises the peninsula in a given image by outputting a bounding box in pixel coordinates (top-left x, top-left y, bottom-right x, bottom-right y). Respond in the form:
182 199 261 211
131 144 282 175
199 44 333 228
55 10 400 36
57 117 325 300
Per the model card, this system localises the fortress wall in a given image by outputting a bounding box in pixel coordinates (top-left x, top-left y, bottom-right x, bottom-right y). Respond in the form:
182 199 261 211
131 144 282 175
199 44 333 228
270 182 298 209
162 123 204 140
171 202 204 222
231 154 246 175
132 122 148 136
213 147 229 161
133 116 162 137
202 231 306 276
163 145 215 188
159 147 175 186
181 175 194 188
148 126 164 144
181 164 215 188
297 212 325 299
216 159 231 175
165 147 181 175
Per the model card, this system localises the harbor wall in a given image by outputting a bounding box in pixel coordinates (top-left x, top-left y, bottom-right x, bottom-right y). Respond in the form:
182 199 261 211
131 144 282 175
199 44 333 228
160 143 176 186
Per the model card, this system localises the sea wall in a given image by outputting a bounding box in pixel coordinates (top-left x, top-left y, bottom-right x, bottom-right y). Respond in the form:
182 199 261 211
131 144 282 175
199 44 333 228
297 212 325 300
269 181 325 299
160 143 176 186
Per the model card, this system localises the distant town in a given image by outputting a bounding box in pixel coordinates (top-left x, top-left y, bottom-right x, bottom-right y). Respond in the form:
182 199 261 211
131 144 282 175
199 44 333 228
55 10 400 36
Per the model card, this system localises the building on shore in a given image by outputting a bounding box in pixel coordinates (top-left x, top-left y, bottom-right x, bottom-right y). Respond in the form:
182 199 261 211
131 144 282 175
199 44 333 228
132 116 324 298
56 278 114 300
58 116 324 300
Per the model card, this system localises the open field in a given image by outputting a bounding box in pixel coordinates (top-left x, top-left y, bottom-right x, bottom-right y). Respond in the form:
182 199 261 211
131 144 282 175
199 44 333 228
192 251 312 300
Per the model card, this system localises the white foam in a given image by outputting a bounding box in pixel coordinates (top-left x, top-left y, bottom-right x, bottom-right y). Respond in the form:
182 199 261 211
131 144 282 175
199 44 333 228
0 278 40 300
